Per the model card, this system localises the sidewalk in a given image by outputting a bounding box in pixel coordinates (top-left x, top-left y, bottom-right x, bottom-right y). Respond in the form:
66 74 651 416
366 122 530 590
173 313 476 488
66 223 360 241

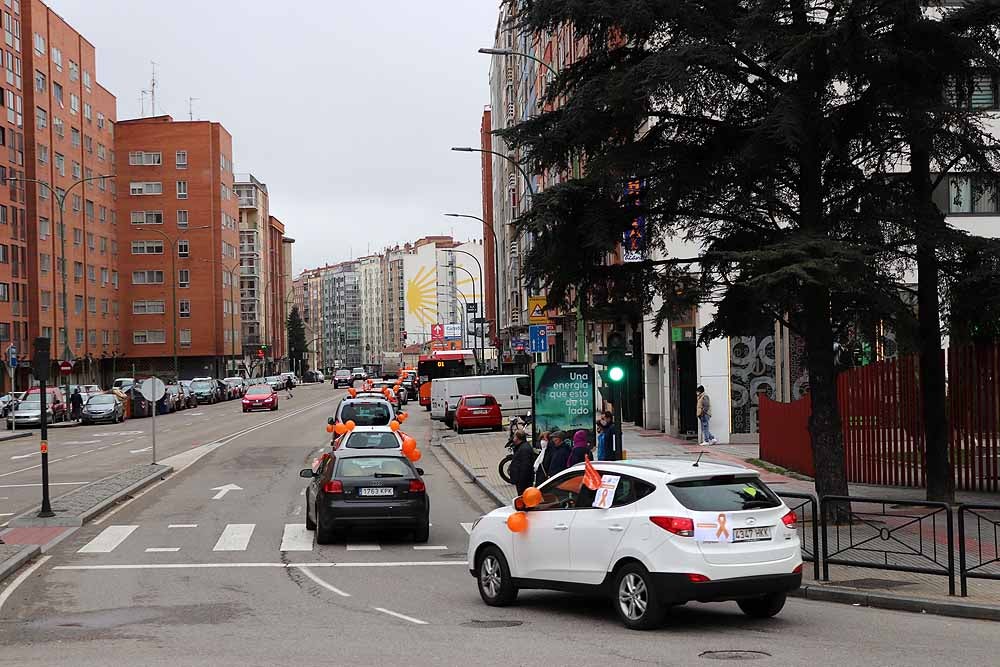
434 421 1000 621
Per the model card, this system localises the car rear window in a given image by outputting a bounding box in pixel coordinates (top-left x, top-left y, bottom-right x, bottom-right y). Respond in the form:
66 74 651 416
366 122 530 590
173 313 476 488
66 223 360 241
668 476 781 511
336 457 411 478
340 402 391 426
464 397 488 408
345 432 400 449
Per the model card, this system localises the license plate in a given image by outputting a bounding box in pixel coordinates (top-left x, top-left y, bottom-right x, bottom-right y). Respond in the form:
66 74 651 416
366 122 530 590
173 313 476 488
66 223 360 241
358 487 394 497
732 526 772 542
473 409 489 415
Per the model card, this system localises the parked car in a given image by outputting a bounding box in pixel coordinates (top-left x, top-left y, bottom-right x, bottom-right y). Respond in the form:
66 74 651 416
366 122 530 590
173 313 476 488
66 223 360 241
81 393 126 424
112 377 135 391
454 394 503 433
351 367 367 381
0 392 25 417
223 377 247 398
69 384 104 402
164 384 186 411
265 375 283 391
279 372 297 388
7 387 68 428
432 375 532 426
189 378 220 404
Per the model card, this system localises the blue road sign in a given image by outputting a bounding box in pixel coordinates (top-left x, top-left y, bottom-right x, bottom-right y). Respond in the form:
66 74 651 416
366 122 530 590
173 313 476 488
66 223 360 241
7 345 16 368
529 325 549 354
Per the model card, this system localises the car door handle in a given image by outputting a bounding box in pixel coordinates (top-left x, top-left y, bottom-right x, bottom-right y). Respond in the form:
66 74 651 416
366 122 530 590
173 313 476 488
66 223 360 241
608 525 625 532
554 523 569 531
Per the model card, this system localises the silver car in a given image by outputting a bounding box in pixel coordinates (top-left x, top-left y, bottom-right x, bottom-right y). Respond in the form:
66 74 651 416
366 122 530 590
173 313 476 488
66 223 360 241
81 393 126 424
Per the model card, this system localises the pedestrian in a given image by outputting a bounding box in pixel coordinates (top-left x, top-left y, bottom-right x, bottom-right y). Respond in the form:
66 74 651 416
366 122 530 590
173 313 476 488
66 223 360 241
70 387 84 422
545 430 572 477
507 430 535 495
566 429 593 467
285 375 294 400
697 385 717 445
596 411 613 461
532 431 549 482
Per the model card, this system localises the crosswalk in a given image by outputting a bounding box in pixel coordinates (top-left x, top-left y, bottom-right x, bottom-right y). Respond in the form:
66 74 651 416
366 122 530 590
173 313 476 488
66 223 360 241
75 522 467 556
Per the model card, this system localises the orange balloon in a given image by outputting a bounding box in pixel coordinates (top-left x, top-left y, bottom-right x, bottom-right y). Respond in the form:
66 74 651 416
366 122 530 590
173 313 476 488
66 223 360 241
394 385 401 392
345 420 356 431
334 422 348 435
506 511 528 533
326 424 335 433
406 448 422 462
347 388 357 398
398 412 408 422
522 487 542 508
389 420 400 432
402 436 417 454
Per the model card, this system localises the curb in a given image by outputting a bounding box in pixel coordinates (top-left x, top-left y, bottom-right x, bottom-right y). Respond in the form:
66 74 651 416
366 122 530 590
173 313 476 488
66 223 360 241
0 431 32 443
434 432 507 508
792 583 1000 622
0 545 41 583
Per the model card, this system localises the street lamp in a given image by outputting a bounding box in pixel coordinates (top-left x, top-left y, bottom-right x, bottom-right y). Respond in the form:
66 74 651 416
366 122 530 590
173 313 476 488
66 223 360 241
451 147 536 197
445 249 485 374
445 213 501 349
477 47 559 77
199 259 241 376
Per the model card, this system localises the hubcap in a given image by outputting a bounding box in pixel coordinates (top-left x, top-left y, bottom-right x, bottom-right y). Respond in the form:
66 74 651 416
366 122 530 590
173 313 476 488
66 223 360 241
618 573 648 621
480 556 502 598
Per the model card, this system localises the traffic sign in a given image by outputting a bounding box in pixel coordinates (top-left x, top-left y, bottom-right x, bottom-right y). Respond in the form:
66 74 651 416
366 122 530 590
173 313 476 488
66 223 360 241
139 377 166 401
512 337 527 352
529 325 549 354
430 324 444 341
466 302 478 314
528 297 549 324
8 345 16 369
444 323 462 340
59 360 73 374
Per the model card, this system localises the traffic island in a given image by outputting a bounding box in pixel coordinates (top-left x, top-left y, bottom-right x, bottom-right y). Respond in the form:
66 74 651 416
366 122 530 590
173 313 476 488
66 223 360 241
0 543 41 584
0 431 33 443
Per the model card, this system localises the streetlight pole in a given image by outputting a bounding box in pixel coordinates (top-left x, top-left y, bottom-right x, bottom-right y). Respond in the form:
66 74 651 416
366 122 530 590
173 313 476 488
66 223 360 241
447 252 485 374
478 47 559 77
445 213 501 352
451 147 535 197
199 259 241 376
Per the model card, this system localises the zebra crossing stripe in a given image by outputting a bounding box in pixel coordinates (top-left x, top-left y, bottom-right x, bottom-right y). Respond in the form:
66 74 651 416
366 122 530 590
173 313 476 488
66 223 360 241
213 524 255 551
346 544 380 551
280 524 313 552
78 525 138 553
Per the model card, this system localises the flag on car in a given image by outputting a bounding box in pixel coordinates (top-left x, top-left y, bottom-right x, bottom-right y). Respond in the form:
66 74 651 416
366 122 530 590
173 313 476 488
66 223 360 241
583 455 602 491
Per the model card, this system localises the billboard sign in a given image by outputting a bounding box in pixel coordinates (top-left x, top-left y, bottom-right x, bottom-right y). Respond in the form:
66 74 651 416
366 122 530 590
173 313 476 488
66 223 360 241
444 323 462 340
532 363 596 447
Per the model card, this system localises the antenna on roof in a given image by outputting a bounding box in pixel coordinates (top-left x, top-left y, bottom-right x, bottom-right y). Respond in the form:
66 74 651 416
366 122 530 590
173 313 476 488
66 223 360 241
188 97 199 121
150 61 157 115
693 451 704 467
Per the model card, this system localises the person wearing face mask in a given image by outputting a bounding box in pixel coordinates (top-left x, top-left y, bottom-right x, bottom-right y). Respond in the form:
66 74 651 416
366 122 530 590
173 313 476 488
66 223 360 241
533 431 550 485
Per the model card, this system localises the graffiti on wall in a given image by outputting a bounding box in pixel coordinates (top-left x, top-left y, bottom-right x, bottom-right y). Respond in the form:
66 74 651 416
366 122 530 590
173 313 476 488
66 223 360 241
730 334 777 434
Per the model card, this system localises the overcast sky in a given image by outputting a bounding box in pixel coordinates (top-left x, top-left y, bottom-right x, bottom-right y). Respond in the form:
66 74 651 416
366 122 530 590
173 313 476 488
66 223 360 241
48 0 496 273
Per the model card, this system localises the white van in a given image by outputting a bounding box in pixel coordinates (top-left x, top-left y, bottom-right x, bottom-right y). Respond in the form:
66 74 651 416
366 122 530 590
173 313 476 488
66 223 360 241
431 375 531 424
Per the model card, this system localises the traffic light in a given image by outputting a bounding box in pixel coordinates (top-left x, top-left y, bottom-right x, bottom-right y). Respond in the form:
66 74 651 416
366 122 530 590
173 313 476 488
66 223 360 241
605 331 627 383
257 346 265 359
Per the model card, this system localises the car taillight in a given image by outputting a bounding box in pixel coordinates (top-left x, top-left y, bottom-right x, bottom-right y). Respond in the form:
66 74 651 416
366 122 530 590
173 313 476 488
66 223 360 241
792 563 803 574
323 480 343 494
650 516 694 537
687 573 710 583
408 479 426 493
782 510 798 530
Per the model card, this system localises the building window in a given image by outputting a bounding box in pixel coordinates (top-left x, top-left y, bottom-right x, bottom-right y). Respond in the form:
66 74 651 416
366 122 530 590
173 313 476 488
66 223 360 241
175 150 187 168
130 210 164 225
87 232 95 250
73 161 81 180
68 60 79 81
179 329 192 346
83 70 91 91
38 217 49 238
177 210 188 228
130 182 163 196
132 270 165 285
128 151 162 166
0 283 8 302
52 81 63 106
72 227 82 245
133 300 166 314
948 176 1000 214
75 329 84 346
39 253 49 272
83 103 91 121
177 240 189 257
131 240 164 255
96 112 105 130
54 152 64 175
33 33 44 55
73 261 83 279
133 330 166 344
87 296 96 313
73 294 83 314
37 143 47 163
97 143 105 161
40 290 50 310
88 265 95 282
176 180 188 199
35 106 45 127
33 70 44 93
71 127 80 147
179 300 191 318
101 299 109 315
52 116 63 137
178 269 190 288
69 93 79 114
101 267 108 284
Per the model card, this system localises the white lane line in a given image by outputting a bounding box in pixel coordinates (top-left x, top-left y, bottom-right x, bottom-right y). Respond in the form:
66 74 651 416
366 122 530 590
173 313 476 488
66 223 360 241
346 544 380 551
0 482 90 489
374 607 428 625
299 567 350 597
0 513 13 517
53 561 469 571
280 524 313 552
168 524 197 528
413 545 448 550
0 556 51 615
10 452 37 461
145 547 180 553
460 522 474 534
78 525 138 553
212 524 255 551
129 447 152 454
0 458 62 479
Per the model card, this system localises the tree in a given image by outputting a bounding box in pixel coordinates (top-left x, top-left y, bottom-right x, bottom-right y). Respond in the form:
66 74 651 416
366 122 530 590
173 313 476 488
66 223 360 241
499 0 923 498
287 306 308 373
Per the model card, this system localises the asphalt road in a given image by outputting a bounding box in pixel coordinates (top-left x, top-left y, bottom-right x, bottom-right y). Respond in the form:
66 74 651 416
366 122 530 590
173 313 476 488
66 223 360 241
0 382 995 666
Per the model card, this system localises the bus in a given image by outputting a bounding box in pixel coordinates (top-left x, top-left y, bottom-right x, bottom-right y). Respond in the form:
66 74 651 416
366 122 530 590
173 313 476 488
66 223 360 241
416 350 475 410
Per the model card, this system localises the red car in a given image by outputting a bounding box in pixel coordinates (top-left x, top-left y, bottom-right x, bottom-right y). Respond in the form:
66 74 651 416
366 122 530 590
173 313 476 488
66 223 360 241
453 394 503 434
242 384 278 412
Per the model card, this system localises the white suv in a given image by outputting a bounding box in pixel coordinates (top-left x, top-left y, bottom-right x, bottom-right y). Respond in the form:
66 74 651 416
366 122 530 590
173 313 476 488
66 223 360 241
468 459 802 629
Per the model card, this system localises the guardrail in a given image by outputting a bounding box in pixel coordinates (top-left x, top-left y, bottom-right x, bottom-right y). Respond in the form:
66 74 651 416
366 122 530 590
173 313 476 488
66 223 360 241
820 495 955 596
958 504 1000 597
779 492 820 581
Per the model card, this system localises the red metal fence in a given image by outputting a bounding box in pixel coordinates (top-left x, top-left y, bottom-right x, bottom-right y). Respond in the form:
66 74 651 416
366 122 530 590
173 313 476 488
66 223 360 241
759 343 1000 491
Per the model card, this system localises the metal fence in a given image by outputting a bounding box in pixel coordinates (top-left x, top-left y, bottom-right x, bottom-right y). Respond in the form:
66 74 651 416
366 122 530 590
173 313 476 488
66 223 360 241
778 491 819 581
958 504 1000 597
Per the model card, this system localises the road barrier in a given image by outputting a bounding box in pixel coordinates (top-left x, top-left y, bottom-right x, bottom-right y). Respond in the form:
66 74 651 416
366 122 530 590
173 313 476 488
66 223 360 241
958 503 1000 597
778 492 819 581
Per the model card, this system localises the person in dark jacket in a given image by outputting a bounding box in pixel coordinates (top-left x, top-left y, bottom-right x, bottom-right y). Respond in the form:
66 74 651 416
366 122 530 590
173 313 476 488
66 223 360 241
285 376 294 399
566 430 593 467
507 430 535 495
70 388 85 421
546 431 572 477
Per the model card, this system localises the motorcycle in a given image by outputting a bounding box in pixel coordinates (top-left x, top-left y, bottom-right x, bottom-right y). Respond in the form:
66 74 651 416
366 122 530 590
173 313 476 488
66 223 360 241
498 415 534 484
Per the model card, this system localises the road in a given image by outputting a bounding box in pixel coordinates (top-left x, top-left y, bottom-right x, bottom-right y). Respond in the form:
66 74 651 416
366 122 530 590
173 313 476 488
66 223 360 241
0 382 995 666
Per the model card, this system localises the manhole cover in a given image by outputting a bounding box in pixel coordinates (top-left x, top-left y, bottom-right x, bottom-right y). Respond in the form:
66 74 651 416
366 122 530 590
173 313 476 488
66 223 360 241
832 578 915 590
460 620 523 628
700 651 770 661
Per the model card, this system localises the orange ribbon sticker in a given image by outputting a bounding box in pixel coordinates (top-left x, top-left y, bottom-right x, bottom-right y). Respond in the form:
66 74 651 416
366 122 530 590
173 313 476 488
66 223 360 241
716 513 730 540
40 441 48 454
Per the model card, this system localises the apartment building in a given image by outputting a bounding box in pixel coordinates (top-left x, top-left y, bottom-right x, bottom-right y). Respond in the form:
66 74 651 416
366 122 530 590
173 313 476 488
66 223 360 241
357 254 382 366
294 266 327 373
266 214 288 363
23 0 118 386
381 246 407 354
322 261 360 370
115 115 240 379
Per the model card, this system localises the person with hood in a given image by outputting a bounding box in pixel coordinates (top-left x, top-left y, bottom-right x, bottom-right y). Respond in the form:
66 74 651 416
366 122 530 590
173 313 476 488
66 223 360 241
545 431 572 477
506 430 535 495
70 387 85 421
566 430 593 467
697 385 717 445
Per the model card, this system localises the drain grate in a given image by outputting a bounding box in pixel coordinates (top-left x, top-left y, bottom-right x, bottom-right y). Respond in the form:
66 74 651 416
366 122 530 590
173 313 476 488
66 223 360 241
831 578 915 590
700 651 770 661
460 619 523 629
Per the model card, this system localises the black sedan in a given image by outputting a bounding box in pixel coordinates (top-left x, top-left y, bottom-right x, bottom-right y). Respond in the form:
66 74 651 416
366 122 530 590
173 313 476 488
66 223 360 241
301 453 429 544
81 393 126 424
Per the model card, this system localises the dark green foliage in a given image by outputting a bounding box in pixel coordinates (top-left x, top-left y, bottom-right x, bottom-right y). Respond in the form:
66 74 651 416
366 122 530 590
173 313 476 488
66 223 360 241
287 306 308 371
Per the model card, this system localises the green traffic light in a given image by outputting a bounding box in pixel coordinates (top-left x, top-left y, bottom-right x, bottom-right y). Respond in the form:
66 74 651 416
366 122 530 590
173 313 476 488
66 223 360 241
608 366 625 382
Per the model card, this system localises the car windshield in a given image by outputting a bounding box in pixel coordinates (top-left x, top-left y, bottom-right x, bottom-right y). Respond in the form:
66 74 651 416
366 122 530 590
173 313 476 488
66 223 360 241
336 457 411 478
339 402 391 426
246 387 272 397
191 381 213 391
668 476 781 511
165 386 179 394
88 395 116 405
336 371 351 377
352 368 364 374
19 397 41 406
344 432 400 449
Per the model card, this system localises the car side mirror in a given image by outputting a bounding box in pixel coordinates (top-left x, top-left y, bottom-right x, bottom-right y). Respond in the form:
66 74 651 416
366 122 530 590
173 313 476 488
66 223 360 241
513 496 526 511
299 468 316 479
327 417 335 425
416 467 425 476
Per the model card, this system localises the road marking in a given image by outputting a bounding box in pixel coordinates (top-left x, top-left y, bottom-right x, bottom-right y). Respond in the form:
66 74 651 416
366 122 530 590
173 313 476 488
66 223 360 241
145 547 180 553
0 556 50 615
129 447 152 454
168 524 197 528
0 481 90 489
299 567 350 597
62 440 102 446
346 544 380 551
78 525 138 553
280 524 313 552
374 607 428 625
54 561 469 571
461 522 474 534
211 483 242 500
0 458 62 479
213 524 255 551
10 452 37 461
413 545 448 550
0 513 13 517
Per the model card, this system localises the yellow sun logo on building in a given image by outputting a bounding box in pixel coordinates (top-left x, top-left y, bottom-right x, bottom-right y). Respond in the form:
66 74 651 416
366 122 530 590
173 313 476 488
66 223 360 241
406 266 437 327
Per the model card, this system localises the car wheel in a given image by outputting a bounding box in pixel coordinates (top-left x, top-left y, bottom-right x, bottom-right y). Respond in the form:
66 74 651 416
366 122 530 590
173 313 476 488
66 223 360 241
304 492 316 531
413 516 430 543
737 592 787 619
315 505 338 545
613 563 665 630
477 545 518 606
